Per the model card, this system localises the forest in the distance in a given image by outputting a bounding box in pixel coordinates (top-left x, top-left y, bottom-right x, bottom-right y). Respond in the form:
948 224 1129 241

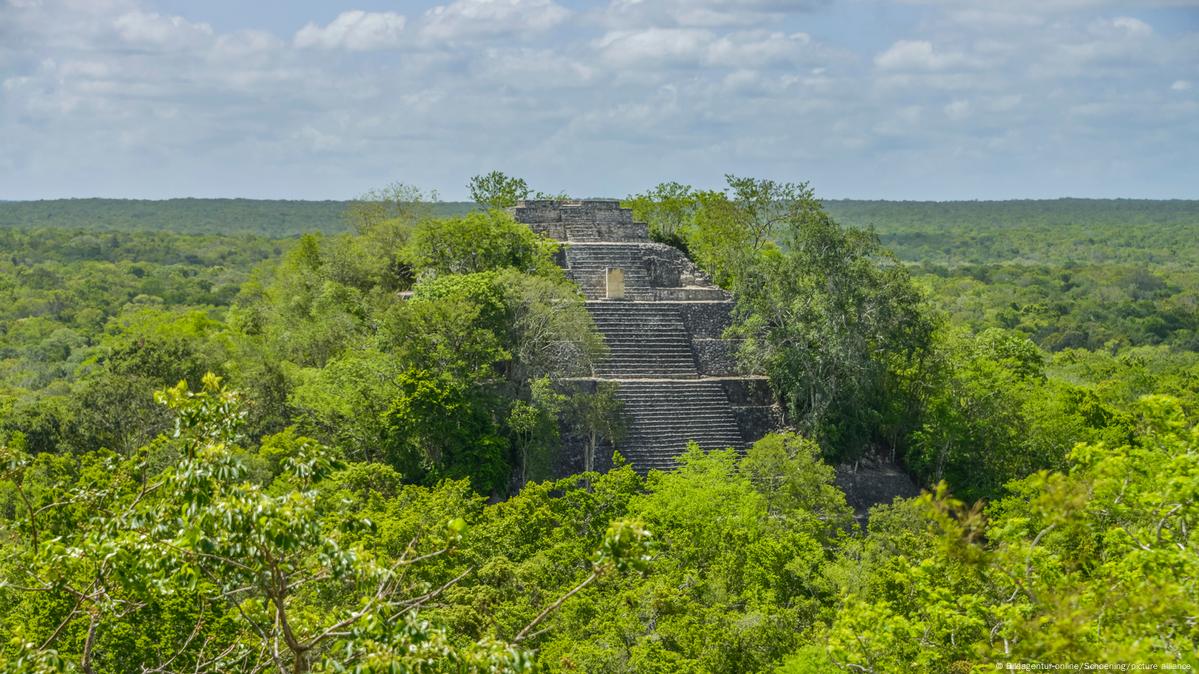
0 181 1196 672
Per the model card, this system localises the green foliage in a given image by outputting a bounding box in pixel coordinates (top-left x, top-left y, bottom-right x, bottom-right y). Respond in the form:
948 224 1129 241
655 175 818 288
0 376 541 673
4 186 1199 673
404 210 561 280
904 327 1133 501
688 188 758 288
563 381 625 474
344 182 442 238
825 198 1199 269
467 171 531 211
0 197 472 236
239 203 601 494
623 181 697 250
624 178 933 460
797 397 1199 671
155 372 246 455
518 441 851 672
384 368 508 491
508 378 566 485
0 227 265 400
0 377 688 673
733 198 933 457
915 262 1199 352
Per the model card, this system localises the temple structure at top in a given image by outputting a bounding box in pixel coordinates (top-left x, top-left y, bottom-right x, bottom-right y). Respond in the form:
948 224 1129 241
510 199 779 473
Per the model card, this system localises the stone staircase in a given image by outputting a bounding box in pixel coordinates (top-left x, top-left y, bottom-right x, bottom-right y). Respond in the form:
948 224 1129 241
565 222 601 241
510 199 777 474
563 243 655 300
588 302 698 378
614 381 746 471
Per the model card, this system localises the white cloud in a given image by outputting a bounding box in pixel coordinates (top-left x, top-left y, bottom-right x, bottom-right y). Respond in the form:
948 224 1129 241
988 94 1023 111
944 99 971 120
874 40 970 71
1 0 1196 200
215 30 285 56
113 10 213 47
472 48 596 84
421 0 569 41
296 125 343 152
3 76 31 92
1089 15 1153 38
596 28 713 66
942 8 1045 29
294 11 407 51
601 0 826 29
596 28 810 68
708 31 810 67
898 0 1199 12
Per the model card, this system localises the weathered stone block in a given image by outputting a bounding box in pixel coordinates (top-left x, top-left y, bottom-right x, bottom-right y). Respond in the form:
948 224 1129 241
646 255 682 287
731 405 783 445
527 222 566 240
720 378 776 406
605 267 625 299
692 338 741 376
676 301 735 338
596 222 649 241
654 288 729 301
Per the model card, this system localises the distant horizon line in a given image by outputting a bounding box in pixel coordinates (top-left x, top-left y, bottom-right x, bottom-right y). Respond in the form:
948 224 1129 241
2 196 1197 204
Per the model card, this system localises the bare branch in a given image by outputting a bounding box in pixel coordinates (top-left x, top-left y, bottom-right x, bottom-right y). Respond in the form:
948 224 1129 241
514 571 598 643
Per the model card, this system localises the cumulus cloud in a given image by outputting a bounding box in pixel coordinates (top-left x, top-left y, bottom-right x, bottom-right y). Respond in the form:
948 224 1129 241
1089 15 1153 38
472 47 596 84
113 11 213 47
596 28 810 68
1 0 1196 200
215 30 285 56
897 0 1199 12
944 99 971 120
421 0 570 40
601 0 827 28
874 40 972 71
595 28 713 66
295 11 407 51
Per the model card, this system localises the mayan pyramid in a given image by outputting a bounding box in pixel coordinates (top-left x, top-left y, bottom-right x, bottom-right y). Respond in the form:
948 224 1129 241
511 199 778 473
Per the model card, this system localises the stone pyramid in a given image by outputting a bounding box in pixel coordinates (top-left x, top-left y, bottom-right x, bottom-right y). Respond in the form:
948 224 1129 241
511 199 779 473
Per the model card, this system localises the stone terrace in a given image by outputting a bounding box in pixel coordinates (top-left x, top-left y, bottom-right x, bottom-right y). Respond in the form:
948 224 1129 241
511 199 778 473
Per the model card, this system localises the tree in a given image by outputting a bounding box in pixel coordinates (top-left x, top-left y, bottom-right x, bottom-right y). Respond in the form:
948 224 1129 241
285 345 404 463
623 182 697 249
688 189 754 288
1 376 658 673
496 270 605 385
731 195 934 458
650 175 816 289
404 210 561 280
344 182 438 237
722 175 811 252
384 368 509 493
527 441 850 672
341 182 439 293
564 381 626 474
788 395 1199 672
468 171 531 211
508 378 565 487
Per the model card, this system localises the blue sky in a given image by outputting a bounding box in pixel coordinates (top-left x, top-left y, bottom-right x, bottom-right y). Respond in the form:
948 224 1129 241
1 0 1196 200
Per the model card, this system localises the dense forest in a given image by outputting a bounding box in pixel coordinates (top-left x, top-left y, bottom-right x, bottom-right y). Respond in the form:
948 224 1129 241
0 179 1195 672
